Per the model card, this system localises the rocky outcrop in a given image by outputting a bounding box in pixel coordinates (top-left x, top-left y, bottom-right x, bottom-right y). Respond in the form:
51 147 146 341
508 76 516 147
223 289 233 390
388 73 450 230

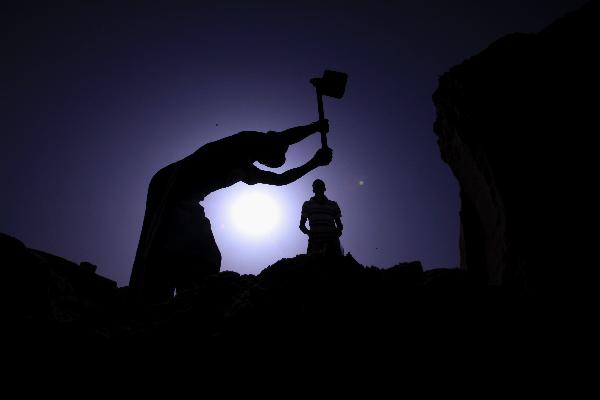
433 2 599 294
7 231 508 354
2 232 119 345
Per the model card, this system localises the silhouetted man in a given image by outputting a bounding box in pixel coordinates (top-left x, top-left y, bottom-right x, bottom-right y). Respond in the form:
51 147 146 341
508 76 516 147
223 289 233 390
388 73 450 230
300 179 343 256
130 120 332 303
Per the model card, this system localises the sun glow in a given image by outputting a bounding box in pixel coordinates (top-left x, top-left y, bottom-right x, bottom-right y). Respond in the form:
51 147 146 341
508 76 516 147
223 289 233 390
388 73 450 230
230 190 281 237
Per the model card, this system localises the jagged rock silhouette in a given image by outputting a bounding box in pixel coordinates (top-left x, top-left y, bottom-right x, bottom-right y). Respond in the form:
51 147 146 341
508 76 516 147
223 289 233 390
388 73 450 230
433 1 598 295
6 231 499 355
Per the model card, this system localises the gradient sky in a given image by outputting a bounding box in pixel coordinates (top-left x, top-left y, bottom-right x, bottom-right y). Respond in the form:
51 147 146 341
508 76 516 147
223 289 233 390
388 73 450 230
3 0 588 286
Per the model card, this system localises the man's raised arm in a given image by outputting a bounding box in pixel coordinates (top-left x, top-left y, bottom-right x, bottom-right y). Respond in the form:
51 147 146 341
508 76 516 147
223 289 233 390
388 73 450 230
243 148 332 186
280 120 329 146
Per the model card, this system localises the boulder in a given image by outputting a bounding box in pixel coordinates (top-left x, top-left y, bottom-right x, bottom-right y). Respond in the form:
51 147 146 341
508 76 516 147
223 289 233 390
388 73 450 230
433 2 599 295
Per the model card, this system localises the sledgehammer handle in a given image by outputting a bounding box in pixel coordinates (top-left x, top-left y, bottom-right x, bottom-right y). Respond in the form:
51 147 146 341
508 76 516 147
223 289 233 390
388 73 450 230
316 90 328 148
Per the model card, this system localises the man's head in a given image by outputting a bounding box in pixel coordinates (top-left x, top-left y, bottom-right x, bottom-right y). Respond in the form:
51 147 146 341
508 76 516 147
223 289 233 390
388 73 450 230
312 179 326 195
257 132 289 168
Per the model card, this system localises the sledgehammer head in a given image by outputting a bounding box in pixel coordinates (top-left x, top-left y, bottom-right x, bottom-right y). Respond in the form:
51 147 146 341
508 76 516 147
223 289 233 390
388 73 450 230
310 70 348 99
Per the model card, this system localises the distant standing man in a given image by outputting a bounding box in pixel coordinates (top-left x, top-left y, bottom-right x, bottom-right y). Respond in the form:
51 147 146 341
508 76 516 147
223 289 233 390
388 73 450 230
300 179 344 256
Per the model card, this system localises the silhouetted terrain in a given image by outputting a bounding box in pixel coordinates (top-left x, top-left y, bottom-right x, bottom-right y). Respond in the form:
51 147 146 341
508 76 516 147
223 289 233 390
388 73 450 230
6 2 597 362
5 231 493 350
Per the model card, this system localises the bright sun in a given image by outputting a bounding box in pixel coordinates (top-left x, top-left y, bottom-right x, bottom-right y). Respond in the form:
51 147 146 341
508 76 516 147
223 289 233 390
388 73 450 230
230 190 281 237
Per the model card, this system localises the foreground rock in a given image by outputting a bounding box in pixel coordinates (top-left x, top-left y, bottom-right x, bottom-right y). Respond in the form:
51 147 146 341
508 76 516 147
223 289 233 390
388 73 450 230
6 232 518 355
433 2 598 295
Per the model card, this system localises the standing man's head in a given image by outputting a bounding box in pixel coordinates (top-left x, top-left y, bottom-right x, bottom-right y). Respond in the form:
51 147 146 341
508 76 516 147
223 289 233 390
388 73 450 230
256 132 289 168
312 179 326 195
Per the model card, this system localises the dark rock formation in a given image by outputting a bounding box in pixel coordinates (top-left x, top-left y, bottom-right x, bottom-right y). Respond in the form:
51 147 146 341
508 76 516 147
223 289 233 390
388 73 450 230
2 233 121 354
2 233 117 322
109 255 458 350
8 231 518 359
433 2 599 295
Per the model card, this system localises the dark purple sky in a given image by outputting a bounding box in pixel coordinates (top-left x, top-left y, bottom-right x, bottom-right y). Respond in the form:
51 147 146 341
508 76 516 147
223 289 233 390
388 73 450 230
3 0 587 285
